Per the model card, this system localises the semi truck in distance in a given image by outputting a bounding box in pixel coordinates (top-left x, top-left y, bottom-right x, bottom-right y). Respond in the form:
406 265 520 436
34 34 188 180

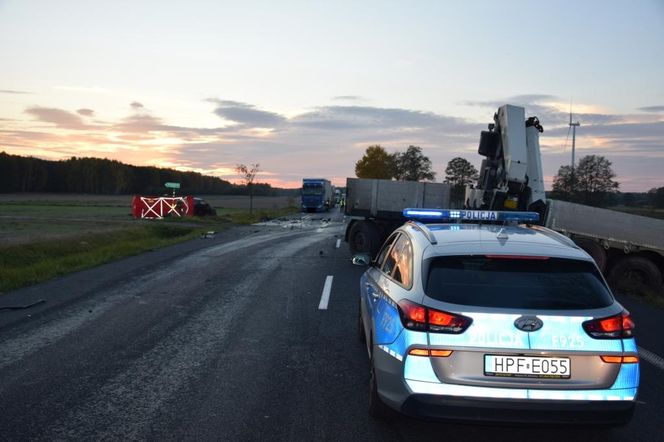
301 178 334 213
344 104 664 293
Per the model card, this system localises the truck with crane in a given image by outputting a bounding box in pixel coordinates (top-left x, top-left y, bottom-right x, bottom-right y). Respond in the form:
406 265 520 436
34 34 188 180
344 104 664 292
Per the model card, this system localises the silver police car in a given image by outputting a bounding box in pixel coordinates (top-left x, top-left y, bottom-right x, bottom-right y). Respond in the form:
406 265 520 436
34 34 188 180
357 209 639 426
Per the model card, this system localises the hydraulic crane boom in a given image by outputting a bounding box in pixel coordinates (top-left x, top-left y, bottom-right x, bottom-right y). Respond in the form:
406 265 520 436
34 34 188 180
465 104 546 217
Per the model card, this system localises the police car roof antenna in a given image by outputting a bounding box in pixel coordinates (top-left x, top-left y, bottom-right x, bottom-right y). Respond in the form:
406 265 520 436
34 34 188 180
407 221 438 245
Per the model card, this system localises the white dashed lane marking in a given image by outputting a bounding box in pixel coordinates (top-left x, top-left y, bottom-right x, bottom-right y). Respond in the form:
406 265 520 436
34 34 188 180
639 346 664 371
318 275 334 310
335 239 341 249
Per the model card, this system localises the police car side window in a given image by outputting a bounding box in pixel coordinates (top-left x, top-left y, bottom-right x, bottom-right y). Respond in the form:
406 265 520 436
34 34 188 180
378 233 400 274
383 253 397 277
389 235 413 288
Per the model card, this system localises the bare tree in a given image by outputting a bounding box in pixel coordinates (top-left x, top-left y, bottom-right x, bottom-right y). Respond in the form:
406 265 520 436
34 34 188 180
236 163 260 214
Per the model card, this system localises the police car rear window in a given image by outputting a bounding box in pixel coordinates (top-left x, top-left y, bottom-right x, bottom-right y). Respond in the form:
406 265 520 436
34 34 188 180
425 256 613 309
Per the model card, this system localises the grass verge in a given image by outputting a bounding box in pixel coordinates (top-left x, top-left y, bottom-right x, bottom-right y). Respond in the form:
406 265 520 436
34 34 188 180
0 224 199 293
612 280 664 309
610 206 664 220
0 206 299 294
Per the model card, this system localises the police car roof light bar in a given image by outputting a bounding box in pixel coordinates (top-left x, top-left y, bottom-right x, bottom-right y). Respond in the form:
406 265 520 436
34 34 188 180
402 208 539 223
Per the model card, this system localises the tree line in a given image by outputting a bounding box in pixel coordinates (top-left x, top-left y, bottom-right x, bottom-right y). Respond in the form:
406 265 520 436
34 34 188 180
0 151 278 196
353 146 664 209
353 144 479 206
549 155 664 208
354 145 436 181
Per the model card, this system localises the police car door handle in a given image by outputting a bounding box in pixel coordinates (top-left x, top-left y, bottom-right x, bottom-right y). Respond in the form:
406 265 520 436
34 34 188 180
365 283 379 300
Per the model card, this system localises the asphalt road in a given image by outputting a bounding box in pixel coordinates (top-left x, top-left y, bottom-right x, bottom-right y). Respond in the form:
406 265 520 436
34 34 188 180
1 210 663 441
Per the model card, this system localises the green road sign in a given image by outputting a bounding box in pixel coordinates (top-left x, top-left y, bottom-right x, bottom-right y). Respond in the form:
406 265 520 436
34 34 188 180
165 182 181 189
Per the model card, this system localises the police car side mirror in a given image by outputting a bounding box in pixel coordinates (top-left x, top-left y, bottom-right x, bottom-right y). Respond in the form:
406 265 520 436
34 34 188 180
351 254 371 266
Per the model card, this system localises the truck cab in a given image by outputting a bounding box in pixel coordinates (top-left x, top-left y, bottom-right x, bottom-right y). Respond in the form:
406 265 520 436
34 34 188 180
301 178 333 213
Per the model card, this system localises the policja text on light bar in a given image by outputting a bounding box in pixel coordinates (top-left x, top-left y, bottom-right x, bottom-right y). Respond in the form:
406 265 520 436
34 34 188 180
402 208 539 223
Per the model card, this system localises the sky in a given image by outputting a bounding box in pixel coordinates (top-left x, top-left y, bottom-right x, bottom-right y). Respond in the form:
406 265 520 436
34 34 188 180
1 0 663 191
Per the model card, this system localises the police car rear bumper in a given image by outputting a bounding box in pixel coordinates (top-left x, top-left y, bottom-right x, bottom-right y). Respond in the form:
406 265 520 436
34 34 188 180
400 394 635 426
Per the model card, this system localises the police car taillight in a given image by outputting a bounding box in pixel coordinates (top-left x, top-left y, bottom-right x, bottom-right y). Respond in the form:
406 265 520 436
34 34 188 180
582 311 634 339
397 299 472 334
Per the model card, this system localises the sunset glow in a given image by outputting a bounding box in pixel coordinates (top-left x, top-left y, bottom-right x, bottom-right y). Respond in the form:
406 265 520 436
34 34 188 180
1 1 663 191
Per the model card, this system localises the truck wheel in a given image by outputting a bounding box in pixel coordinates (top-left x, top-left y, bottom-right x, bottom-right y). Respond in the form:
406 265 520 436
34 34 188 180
349 221 380 256
609 256 663 294
575 239 607 272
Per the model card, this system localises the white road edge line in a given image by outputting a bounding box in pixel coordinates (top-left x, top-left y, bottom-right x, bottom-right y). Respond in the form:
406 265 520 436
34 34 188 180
335 239 341 249
638 346 664 372
318 275 334 310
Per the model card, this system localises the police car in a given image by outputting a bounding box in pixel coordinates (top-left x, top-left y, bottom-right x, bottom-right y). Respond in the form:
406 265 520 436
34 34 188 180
355 209 639 425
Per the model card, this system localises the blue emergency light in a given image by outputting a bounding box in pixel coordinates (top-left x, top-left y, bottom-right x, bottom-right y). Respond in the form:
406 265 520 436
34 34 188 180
402 208 539 223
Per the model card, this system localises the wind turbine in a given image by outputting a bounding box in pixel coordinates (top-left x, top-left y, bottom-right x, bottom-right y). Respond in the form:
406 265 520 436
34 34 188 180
569 105 580 190
569 107 580 171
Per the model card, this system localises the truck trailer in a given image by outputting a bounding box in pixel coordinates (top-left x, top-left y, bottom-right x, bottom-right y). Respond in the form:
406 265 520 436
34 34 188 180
344 178 451 255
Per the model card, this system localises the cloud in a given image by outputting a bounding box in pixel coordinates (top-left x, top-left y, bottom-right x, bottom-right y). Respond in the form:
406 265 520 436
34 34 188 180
205 100 475 139
298 106 422 128
546 121 664 140
463 94 559 109
639 105 664 113
54 86 110 94
130 101 145 110
163 102 483 184
208 99 287 128
113 114 164 132
465 96 648 132
111 113 237 139
0 129 61 145
462 95 574 130
5 97 664 192
77 108 95 117
0 89 31 94
333 95 364 102
24 107 89 130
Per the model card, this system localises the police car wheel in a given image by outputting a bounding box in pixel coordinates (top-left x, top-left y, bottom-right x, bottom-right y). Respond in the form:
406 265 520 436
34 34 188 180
357 302 366 343
368 354 392 419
